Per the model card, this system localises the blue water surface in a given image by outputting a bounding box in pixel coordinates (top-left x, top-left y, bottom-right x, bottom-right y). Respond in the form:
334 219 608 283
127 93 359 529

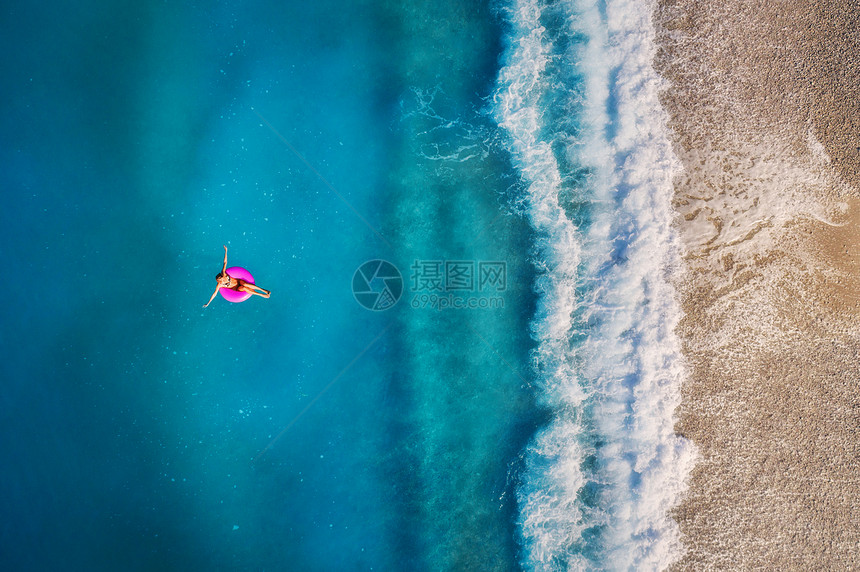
0 1 539 570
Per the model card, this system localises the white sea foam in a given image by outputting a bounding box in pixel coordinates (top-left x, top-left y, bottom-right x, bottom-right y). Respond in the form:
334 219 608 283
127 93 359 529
493 0 697 568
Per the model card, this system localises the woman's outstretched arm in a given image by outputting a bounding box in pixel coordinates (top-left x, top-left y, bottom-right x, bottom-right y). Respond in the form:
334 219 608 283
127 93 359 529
203 286 220 308
221 245 228 274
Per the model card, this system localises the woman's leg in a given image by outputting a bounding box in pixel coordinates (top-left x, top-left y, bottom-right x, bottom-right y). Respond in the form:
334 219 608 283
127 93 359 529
241 283 270 298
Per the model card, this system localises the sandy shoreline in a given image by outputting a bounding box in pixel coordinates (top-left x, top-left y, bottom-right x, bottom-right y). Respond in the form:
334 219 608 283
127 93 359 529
654 0 860 569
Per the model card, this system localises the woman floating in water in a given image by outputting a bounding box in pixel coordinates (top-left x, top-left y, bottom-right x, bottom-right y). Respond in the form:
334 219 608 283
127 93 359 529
203 245 270 307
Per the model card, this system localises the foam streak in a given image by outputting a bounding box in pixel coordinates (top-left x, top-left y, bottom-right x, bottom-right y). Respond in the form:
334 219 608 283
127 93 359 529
493 0 697 568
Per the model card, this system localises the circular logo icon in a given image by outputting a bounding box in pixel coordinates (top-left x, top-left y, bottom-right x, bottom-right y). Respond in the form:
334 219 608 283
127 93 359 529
352 260 403 311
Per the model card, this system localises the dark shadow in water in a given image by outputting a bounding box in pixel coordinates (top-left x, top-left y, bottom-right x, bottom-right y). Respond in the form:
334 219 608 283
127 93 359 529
366 2 546 569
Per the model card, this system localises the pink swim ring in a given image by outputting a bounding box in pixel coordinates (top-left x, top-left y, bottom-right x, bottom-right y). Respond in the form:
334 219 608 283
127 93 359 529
220 266 255 303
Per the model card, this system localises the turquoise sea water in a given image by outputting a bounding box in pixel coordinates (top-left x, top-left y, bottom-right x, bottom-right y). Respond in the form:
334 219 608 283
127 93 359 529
1 0 694 570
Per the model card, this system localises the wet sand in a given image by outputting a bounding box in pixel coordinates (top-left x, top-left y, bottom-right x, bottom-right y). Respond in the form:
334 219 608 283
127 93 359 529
654 0 860 569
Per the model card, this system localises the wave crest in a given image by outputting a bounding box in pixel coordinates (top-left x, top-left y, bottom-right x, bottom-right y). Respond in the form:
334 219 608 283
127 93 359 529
493 0 697 569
